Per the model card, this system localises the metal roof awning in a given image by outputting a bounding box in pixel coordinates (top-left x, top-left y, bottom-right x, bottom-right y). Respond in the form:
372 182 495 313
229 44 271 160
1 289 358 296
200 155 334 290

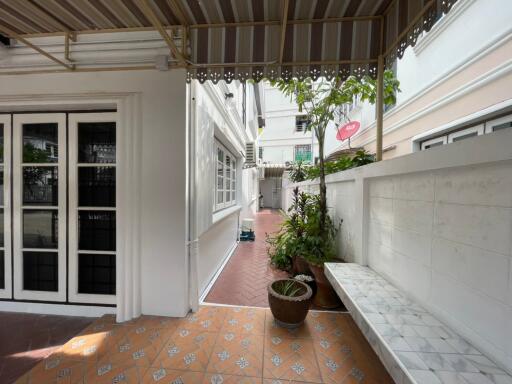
0 0 459 82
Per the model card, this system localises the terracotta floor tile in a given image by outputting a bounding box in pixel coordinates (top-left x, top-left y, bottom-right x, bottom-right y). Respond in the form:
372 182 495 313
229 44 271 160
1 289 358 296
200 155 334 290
221 307 267 335
14 357 85 384
84 360 147 384
264 310 314 340
179 306 228 332
142 367 205 383
9 304 395 384
263 336 322 383
207 332 264 377
151 328 217 372
205 373 263 383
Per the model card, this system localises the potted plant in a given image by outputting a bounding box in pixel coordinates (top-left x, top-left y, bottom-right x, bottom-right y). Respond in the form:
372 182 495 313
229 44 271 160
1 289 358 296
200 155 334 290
268 279 312 328
272 72 399 308
266 187 310 274
294 274 316 298
301 193 342 308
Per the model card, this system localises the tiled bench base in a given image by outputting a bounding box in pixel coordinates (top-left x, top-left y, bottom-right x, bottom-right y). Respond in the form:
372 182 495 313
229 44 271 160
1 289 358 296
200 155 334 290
325 263 512 384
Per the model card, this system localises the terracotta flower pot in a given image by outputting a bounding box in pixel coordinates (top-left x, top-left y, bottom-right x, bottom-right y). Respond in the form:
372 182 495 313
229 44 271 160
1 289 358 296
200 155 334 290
292 255 310 275
308 263 341 309
268 279 312 328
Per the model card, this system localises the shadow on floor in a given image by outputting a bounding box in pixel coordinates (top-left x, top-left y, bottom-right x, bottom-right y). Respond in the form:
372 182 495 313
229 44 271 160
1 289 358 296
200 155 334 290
0 312 93 384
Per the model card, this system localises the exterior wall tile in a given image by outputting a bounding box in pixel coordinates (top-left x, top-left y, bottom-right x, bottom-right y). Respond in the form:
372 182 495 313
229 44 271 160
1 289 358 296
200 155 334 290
393 173 435 202
433 202 512 255
430 273 509 353
369 177 395 198
393 227 432 267
370 197 394 225
369 221 393 248
393 199 434 234
431 237 510 304
435 160 512 207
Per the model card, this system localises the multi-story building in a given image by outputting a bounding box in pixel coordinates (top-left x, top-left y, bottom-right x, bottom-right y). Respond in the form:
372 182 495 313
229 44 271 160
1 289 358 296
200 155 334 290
257 82 319 208
326 0 512 159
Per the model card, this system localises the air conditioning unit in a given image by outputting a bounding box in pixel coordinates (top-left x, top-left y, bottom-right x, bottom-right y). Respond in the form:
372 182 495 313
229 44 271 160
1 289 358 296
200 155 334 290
244 142 256 168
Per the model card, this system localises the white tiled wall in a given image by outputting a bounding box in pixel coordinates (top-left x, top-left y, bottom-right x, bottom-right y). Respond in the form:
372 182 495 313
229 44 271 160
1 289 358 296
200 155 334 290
367 160 512 373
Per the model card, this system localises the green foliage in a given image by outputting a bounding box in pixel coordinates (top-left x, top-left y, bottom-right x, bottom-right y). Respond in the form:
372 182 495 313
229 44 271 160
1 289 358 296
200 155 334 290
271 71 399 262
288 160 308 183
267 187 341 269
302 150 374 180
266 187 309 270
273 280 304 297
299 193 340 266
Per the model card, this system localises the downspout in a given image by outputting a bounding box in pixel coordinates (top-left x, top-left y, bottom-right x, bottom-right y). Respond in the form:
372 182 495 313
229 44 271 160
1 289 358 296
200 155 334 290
186 80 200 313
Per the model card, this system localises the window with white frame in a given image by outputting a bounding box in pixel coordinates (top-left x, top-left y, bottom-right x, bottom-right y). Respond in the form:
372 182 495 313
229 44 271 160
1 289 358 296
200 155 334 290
295 115 310 132
215 141 237 211
418 113 512 151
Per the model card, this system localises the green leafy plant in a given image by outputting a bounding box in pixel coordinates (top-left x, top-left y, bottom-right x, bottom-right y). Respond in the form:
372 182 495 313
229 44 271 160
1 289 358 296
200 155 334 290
266 187 309 270
288 160 308 183
272 280 304 297
304 150 374 180
272 73 399 258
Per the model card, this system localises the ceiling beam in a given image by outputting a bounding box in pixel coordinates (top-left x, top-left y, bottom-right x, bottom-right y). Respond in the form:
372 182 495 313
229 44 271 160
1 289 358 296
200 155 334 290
17 15 382 38
136 0 187 66
279 0 290 64
167 0 189 26
0 24 74 70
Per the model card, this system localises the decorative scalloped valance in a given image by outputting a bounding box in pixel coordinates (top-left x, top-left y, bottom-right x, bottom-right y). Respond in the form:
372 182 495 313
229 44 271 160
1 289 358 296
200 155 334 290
0 0 459 81
185 0 460 83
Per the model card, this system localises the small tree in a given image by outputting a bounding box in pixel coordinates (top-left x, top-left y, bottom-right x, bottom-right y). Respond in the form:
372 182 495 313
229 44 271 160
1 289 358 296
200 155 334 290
273 72 399 252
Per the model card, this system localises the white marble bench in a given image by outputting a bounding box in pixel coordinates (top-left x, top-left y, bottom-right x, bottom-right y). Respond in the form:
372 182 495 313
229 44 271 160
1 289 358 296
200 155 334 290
325 263 512 384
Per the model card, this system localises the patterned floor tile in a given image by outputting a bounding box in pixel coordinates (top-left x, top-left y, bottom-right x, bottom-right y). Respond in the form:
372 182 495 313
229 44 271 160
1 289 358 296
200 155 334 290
207 332 264 377
14 357 85 384
221 307 267 335
142 367 205 383
205 373 263 383
263 336 322 383
264 310 314 340
179 306 229 332
84 360 147 383
151 328 217 371
51 325 127 362
10 304 397 384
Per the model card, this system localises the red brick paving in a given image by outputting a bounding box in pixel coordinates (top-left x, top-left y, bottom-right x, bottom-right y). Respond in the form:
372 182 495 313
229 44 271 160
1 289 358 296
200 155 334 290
0 312 93 384
205 209 289 307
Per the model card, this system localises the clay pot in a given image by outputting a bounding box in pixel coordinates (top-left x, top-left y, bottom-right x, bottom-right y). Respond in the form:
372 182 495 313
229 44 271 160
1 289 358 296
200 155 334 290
308 263 341 309
292 255 310 275
268 279 312 328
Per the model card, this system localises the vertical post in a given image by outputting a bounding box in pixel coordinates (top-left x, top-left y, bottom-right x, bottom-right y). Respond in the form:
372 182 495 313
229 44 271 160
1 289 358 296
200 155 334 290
376 54 384 161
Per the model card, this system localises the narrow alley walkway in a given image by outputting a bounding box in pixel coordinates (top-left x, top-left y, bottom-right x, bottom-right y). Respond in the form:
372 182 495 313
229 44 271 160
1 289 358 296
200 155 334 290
204 209 288 307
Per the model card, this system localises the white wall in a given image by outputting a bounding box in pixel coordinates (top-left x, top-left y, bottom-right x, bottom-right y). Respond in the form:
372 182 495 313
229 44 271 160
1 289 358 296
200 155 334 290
191 79 258 296
260 84 318 164
285 129 512 373
0 69 188 318
329 0 512 158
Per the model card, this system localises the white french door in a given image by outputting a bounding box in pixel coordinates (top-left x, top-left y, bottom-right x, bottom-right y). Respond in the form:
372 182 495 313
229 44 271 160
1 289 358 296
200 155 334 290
13 114 67 302
0 115 12 299
68 113 117 305
8 112 117 304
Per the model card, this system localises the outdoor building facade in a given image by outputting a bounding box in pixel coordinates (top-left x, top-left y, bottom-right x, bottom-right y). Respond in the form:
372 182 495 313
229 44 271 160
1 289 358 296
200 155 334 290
0 49 260 321
326 0 512 159
257 83 319 209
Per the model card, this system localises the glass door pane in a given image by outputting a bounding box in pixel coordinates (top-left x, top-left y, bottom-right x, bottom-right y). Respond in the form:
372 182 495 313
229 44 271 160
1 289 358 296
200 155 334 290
13 114 66 302
69 113 117 304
